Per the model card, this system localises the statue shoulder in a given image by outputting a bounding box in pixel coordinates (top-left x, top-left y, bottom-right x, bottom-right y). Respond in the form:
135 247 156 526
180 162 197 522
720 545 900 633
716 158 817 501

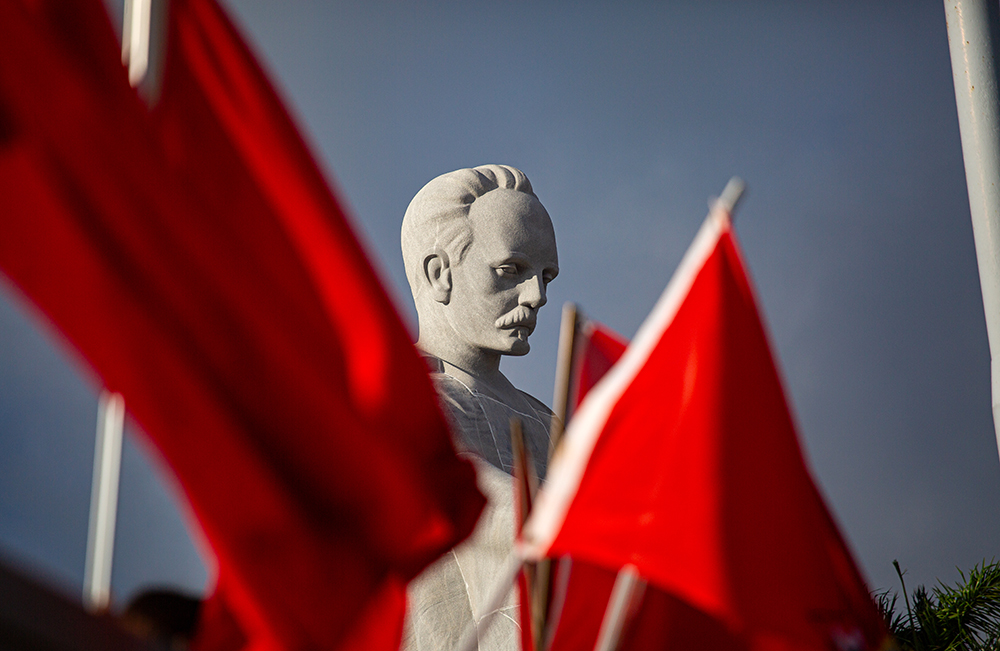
516 389 554 419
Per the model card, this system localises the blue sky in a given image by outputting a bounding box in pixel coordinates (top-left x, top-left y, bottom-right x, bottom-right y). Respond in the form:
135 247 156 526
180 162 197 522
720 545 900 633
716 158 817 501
1 0 997 608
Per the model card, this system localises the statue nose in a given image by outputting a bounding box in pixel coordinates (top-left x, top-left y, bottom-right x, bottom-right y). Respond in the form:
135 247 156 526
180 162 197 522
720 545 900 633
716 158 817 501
519 274 547 309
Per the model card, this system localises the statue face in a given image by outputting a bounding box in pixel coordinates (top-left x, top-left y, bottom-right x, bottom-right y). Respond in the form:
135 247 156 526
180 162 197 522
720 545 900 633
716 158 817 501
446 189 558 358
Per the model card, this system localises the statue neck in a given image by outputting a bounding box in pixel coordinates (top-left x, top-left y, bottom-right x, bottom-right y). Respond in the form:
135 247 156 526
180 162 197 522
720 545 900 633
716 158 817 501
416 334 496 373
415 318 501 374
417 341 523 407
414 306 526 405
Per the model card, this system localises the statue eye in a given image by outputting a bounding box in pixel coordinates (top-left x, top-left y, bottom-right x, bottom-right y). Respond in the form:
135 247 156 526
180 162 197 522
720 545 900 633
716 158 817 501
496 264 519 277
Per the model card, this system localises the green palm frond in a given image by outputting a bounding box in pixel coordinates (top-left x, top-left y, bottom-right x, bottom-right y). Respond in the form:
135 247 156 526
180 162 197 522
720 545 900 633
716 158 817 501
881 560 1000 651
875 587 909 636
932 561 1000 651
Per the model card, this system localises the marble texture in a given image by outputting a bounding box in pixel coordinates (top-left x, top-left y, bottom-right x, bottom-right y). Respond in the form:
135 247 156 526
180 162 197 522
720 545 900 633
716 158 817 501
400 165 558 651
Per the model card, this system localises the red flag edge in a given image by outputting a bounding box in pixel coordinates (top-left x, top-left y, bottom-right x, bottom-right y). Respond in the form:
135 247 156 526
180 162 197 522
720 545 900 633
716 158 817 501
519 204 733 560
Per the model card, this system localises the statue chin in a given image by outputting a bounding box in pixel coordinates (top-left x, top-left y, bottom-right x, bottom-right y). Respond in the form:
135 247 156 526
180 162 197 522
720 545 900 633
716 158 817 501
506 340 531 356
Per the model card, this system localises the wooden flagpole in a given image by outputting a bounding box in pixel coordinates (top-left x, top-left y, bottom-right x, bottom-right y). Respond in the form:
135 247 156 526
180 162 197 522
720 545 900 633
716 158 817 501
525 302 580 650
591 566 646 651
121 0 151 87
82 391 125 612
549 302 579 456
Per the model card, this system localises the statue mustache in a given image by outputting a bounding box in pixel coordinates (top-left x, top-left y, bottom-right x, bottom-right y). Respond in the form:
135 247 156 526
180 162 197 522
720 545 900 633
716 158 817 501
495 306 536 330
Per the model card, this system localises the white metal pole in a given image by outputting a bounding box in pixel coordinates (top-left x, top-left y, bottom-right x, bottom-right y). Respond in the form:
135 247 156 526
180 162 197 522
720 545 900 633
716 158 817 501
944 0 1000 458
82 391 125 613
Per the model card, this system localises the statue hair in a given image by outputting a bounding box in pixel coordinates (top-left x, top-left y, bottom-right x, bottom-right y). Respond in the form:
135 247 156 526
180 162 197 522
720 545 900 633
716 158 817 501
401 164 536 298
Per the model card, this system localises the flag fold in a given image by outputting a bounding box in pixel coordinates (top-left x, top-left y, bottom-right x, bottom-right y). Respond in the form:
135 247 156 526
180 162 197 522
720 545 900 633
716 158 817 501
523 209 887 651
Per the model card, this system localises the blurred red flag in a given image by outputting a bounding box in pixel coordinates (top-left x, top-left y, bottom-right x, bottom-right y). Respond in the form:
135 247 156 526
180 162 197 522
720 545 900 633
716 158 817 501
523 210 888 651
0 2 483 650
568 319 628 417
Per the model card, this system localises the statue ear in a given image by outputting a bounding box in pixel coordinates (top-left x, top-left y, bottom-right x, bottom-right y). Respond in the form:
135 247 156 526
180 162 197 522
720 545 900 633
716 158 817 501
423 250 451 305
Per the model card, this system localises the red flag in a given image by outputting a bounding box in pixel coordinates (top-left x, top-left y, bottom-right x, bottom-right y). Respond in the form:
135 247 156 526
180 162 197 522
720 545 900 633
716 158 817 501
0 2 483 650
569 319 628 416
523 208 887 650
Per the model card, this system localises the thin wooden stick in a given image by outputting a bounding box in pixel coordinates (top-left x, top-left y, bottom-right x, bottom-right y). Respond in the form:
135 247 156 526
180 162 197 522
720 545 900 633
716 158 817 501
549 302 578 458
511 417 544 648
531 559 550 651
592 565 646 651
511 417 538 523
540 556 574 650
527 302 580 649
83 391 125 613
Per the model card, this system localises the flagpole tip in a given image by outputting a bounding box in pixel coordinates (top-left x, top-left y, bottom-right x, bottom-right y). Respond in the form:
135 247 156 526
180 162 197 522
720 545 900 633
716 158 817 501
720 177 746 209
710 177 746 220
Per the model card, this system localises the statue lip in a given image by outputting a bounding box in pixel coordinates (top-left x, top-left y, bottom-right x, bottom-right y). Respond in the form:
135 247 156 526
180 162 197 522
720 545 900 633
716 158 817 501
510 323 535 340
495 306 537 332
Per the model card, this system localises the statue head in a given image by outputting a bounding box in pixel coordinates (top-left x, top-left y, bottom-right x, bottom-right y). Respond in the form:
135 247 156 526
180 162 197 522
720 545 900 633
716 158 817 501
401 164 558 373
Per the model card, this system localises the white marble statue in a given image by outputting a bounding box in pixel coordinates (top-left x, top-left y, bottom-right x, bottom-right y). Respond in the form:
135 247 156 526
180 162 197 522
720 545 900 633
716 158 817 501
400 164 559 651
